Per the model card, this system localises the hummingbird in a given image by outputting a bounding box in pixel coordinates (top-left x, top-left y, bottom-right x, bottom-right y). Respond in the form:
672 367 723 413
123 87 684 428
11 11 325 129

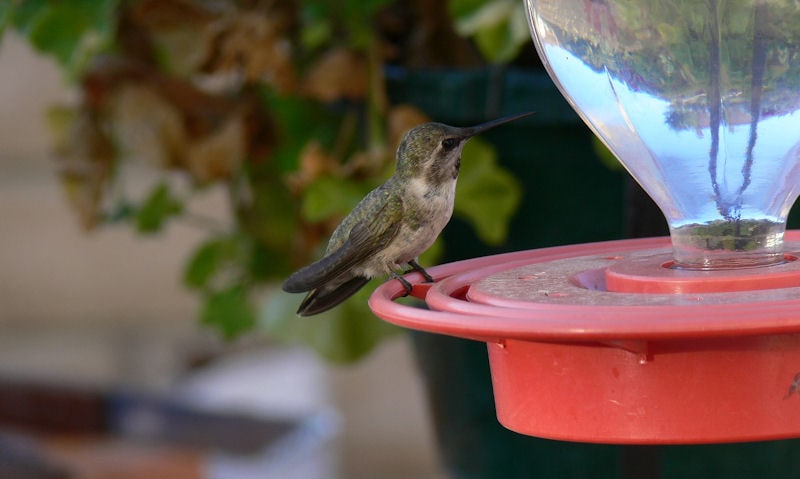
282 112 533 316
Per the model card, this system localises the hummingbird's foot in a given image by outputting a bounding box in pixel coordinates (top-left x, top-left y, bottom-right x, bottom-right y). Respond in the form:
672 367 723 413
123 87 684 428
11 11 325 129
390 271 414 296
406 259 435 283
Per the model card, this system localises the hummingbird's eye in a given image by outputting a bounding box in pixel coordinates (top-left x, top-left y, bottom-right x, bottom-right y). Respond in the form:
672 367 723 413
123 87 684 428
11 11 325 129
441 138 458 151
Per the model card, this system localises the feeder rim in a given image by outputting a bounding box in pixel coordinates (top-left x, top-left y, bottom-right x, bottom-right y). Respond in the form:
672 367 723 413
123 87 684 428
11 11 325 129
369 233 800 343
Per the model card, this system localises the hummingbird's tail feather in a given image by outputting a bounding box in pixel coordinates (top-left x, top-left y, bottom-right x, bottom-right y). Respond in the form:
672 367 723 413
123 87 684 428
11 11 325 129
282 243 361 293
283 257 335 293
296 275 370 316
282 246 358 293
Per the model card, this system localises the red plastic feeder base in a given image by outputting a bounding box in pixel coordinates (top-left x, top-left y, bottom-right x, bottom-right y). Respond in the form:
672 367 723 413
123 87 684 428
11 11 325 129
369 232 800 444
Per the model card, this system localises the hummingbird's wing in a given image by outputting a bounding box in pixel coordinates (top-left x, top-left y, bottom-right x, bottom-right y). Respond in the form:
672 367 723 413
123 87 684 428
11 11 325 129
282 195 403 293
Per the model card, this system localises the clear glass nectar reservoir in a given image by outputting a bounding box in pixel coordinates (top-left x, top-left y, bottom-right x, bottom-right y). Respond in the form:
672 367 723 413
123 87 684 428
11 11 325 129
526 0 800 269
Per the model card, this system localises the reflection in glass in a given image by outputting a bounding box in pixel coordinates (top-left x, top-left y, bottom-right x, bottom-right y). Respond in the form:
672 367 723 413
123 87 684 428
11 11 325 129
526 0 800 269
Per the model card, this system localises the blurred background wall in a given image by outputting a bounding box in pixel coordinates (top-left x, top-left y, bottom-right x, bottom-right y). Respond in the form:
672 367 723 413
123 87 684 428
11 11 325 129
0 32 441 479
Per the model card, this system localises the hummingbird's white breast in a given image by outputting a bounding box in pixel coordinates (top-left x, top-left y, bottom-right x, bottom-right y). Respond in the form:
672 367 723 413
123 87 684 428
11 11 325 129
364 177 457 278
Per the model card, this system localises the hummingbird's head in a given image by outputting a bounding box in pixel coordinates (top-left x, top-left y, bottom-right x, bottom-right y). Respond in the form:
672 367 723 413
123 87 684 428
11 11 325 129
394 112 534 185
395 123 468 184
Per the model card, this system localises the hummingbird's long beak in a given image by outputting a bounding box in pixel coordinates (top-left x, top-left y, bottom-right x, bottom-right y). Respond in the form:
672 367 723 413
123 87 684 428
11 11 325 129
457 111 535 139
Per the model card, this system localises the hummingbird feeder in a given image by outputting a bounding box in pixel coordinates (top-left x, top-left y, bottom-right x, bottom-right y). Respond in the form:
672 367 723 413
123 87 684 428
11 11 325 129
369 0 800 444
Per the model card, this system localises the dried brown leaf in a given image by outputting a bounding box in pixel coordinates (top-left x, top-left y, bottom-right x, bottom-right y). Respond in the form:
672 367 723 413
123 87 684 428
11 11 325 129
112 84 187 169
286 140 336 194
130 0 218 30
184 113 246 183
49 109 114 230
207 12 297 92
388 104 430 149
303 48 369 102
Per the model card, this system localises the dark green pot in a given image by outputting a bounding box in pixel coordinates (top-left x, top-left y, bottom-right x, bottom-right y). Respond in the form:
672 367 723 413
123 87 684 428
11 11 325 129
387 66 800 479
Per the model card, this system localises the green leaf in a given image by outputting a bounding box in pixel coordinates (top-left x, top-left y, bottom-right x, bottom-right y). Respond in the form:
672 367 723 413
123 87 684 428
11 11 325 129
244 172 299 255
184 233 290 294
299 0 394 50
592 135 624 171
201 286 256 339
184 237 237 290
452 0 530 63
449 0 489 18
248 240 293 282
342 0 393 48
8 0 45 33
454 137 521 245
12 0 118 78
260 283 400 363
475 4 530 63
301 176 368 223
135 182 183 234
0 1 13 39
263 94 338 172
454 0 515 35
300 17 332 50
103 202 136 224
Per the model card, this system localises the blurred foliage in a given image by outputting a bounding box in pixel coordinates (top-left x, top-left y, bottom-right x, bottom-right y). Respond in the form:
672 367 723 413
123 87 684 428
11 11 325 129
9 0 118 78
1 0 530 362
450 0 530 63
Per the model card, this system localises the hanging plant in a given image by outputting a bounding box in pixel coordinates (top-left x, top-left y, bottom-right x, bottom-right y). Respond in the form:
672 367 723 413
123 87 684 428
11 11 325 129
1 0 530 362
